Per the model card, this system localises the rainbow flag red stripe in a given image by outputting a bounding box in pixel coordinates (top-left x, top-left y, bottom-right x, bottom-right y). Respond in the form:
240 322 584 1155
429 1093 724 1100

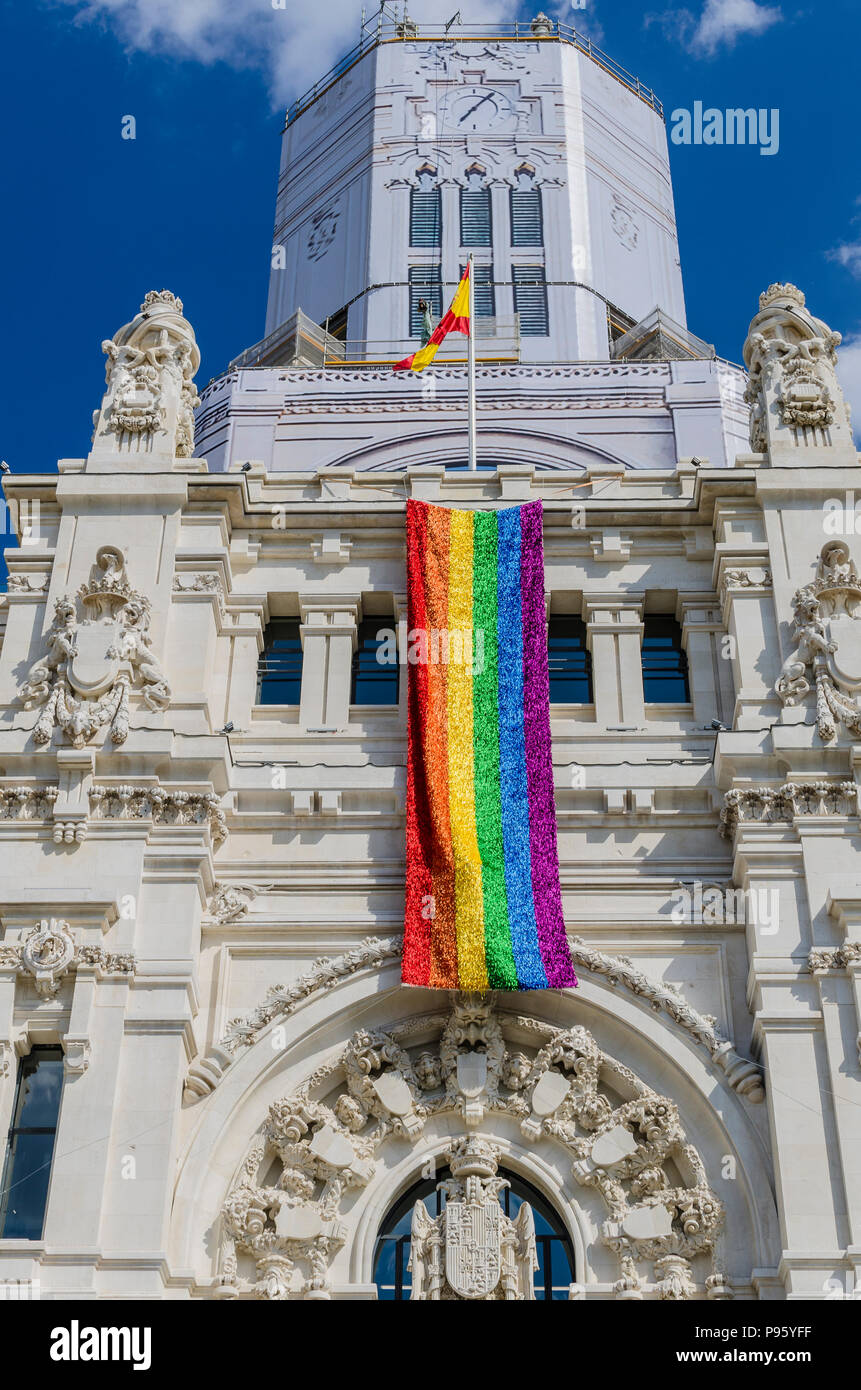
403 498 577 991
394 265 470 372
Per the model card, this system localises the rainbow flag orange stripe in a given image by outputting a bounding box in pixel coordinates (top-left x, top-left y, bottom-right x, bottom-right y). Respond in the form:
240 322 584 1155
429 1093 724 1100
403 498 578 991
394 265 470 372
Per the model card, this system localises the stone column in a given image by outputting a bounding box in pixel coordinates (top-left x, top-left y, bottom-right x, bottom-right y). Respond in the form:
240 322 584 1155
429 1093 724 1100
583 593 644 727
298 598 361 730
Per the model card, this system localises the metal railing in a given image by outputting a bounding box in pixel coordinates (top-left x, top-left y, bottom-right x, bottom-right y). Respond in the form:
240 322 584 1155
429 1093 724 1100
324 316 521 367
285 13 663 128
228 309 346 371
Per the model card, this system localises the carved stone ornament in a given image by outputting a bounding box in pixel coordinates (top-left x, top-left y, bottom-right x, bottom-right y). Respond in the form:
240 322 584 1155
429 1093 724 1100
775 541 861 740
807 942 861 974
410 1137 538 1300
216 995 729 1301
186 936 762 1105
92 290 200 459
721 781 857 836
742 283 853 452
20 918 77 997
89 784 227 846
0 918 136 998
18 546 171 748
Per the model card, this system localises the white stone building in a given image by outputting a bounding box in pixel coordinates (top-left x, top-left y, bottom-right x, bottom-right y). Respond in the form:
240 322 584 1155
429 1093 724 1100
0 16 859 1302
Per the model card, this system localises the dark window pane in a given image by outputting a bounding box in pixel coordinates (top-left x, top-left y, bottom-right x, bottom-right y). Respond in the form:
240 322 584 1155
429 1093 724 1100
409 266 443 337
512 265 549 336
0 1134 56 1239
510 188 543 246
642 616 690 702
0 1048 64 1241
257 619 303 705
460 187 492 247
410 188 441 247
352 620 399 706
11 1056 64 1129
548 617 592 703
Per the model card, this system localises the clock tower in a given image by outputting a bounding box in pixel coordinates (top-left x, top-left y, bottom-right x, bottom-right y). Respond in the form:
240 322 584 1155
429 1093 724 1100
262 23 686 364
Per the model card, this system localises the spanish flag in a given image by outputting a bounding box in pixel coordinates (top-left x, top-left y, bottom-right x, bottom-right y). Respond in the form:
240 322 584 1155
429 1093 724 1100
394 264 470 372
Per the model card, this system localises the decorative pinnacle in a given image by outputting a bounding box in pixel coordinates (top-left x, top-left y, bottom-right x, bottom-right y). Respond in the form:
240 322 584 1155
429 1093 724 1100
759 282 805 311
141 289 184 315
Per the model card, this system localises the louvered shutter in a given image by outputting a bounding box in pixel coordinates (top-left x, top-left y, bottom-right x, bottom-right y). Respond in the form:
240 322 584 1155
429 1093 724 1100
512 265 549 336
460 188 492 247
410 188 442 247
510 188 543 247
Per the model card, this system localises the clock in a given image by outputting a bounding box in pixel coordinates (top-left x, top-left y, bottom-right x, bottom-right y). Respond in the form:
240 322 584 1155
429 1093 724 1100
442 86 518 133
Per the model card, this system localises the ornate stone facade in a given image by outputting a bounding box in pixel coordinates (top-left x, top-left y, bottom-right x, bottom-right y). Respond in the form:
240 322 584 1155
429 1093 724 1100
215 995 728 1301
0 28 859 1308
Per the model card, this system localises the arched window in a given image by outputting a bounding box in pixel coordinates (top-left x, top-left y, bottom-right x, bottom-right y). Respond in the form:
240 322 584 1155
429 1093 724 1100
257 620 303 705
373 1166 575 1300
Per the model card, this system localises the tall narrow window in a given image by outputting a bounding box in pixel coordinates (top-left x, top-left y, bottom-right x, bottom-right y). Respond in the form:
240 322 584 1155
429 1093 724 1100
642 617 690 702
409 266 442 336
460 170 492 248
548 618 592 703
257 620 303 705
460 263 495 318
512 265 549 336
0 1047 64 1240
351 620 399 706
510 171 543 247
410 172 441 248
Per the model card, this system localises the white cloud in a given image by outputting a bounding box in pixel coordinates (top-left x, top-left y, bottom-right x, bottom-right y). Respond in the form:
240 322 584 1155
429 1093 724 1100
45 0 522 102
645 0 781 56
693 0 781 53
837 334 861 445
828 241 861 279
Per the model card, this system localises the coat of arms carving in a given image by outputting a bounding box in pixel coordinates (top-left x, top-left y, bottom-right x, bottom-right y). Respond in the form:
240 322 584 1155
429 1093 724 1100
409 1137 537 1300
19 545 171 748
776 540 861 741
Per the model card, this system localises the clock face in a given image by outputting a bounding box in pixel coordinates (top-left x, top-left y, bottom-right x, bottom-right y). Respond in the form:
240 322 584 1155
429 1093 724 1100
443 86 517 133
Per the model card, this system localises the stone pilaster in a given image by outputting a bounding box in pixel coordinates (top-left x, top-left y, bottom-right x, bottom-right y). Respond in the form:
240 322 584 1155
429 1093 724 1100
583 593 644 727
716 554 780 728
678 593 733 728
298 598 361 730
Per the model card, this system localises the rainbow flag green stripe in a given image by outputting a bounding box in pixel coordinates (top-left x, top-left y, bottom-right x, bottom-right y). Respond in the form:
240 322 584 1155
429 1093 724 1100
402 498 577 991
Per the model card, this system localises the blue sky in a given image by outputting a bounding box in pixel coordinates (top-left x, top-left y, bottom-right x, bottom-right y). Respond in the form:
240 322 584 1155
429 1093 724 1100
1 0 860 504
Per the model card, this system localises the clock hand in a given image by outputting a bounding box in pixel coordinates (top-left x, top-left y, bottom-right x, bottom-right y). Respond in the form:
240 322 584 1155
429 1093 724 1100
459 92 496 123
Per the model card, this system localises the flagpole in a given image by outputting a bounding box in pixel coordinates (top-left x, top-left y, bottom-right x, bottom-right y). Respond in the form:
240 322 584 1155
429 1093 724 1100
467 252 477 472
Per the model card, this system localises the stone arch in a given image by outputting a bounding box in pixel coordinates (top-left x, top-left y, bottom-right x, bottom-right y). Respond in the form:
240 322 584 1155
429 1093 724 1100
172 972 780 1300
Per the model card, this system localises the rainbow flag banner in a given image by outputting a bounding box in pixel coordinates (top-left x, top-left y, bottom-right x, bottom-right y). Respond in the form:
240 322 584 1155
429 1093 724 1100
403 497 577 991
